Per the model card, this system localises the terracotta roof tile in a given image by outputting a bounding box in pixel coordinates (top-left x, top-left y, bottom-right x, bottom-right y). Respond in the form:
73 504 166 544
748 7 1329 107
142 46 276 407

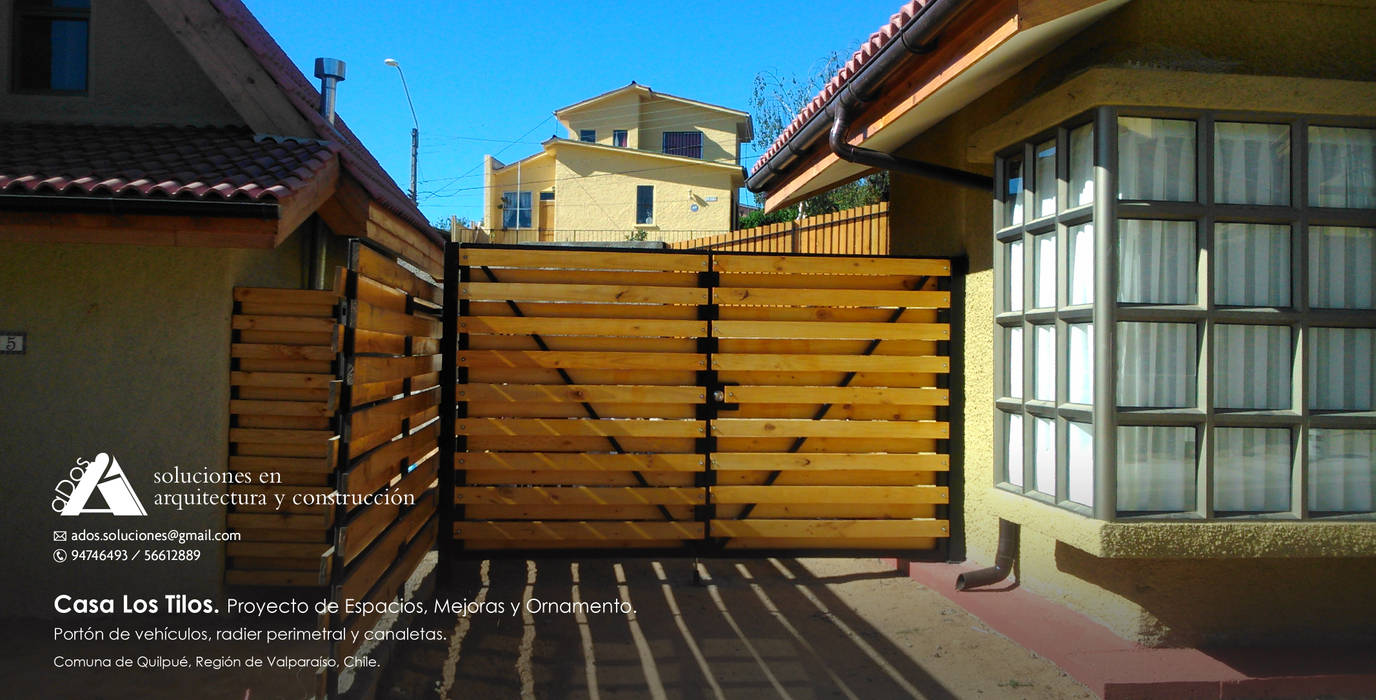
751 0 930 175
0 122 338 202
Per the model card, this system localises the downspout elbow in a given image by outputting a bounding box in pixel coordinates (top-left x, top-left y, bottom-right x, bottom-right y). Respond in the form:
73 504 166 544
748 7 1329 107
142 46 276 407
827 100 994 192
955 519 1019 591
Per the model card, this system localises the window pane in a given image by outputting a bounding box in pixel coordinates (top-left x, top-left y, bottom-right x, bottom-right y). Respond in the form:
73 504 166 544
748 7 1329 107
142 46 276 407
1117 426 1196 513
1067 223 1094 305
1034 324 1056 402
1118 117 1196 202
1004 158 1024 227
1308 429 1375 513
1034 139 1056 218
579 129 596 143
1034 416 1055 495
1006 326 1023 399
1215 223 1291 306
662 131 703 158
1069 123 1094 208
1310 328 1375 411
1308 126 1376 208
1005 412 1024 487
1117 322 1197 408
1215 325 1291 409
1118 219 1196 304
1309 227 1375 309
1006 239 1024 312
1034 232 1056 308
1067 421 1094 507
636 185 654 225
1068 323 1093 404
1214 122 1290 205
1215 428 1291 512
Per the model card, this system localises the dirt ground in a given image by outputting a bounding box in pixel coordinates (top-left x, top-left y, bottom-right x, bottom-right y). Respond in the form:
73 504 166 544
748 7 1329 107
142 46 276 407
0 557 1091 699
379 556 1092 700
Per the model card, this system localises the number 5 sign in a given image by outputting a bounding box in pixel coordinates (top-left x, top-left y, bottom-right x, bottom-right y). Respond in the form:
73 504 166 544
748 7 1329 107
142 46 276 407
0 331 25 354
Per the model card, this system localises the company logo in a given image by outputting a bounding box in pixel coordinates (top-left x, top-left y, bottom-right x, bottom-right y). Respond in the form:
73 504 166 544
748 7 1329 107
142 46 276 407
52 453 147 517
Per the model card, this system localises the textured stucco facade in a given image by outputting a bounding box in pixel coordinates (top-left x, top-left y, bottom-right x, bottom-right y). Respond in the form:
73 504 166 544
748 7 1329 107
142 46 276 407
883 0 1376 646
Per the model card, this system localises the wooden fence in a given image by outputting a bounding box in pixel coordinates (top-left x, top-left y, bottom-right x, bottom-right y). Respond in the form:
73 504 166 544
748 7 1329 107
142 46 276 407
328 241 442 666
226 287 342 586
444 244 951 554
670 202 889 254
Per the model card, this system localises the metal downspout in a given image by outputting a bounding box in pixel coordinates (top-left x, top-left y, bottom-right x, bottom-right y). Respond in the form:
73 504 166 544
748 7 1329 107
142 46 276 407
827 98 993 191
955 519 1019 590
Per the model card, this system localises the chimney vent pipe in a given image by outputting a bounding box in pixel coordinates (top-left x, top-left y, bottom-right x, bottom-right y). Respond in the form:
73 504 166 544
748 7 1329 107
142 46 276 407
313 58 346 124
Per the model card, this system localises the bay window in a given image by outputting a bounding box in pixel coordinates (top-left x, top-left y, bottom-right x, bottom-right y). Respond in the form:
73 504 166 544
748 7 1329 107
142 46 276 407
995 108 1375 520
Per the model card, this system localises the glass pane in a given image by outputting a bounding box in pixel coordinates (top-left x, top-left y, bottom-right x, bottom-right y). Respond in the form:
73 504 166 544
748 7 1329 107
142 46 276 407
1118 219 1197 304
1035 139 1057 218
1005 413 1024 487
1034 324 1056 402
1068 323 1094 404
1215 223 1291 306
1004 157 1024 227
1214 325 1291 409
1067 223 1094 305
1214 122 1290 205
1006 326 1023 399
1034 416 1055 495
1310 328 1375 411
1308 429 1375 513
1117 426 1196 513
1309 227 1375 309
1308 126 1376 208
1067 421 1094 507
1069 123 1094 208
1034 232 1056 308
1214 428 1291 512
1006 240 1024 312
1118 117 1196 202
1117 322 1197 408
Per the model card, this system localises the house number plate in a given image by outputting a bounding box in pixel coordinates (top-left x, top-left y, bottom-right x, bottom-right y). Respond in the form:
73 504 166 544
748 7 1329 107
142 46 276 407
1 331 26 354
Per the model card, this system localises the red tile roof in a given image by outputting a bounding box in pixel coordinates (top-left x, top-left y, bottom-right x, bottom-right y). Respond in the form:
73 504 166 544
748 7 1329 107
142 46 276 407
0 122 338 202
211 0 436 240
750 0 931 175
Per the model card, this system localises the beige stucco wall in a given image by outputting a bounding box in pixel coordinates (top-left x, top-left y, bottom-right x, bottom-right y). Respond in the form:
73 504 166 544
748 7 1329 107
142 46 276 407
484 153 558 232
885 0 1376 646
636 98 742 165
560 91 642 149
0 0 242 126
550 146 737 239
0 238 302 619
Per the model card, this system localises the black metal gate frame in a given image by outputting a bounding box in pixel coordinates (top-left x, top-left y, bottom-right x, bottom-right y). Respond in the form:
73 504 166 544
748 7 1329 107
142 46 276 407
437 241 964 569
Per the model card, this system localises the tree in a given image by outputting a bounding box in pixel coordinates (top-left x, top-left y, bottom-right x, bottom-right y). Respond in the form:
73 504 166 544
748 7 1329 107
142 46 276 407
750 52 889 214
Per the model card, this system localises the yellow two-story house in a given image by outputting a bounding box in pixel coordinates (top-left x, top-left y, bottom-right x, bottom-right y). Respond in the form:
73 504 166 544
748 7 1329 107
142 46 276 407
482 83 753 243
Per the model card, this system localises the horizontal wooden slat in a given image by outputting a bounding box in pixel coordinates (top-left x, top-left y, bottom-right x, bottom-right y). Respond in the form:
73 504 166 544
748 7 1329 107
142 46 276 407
454 521 703 540
458 350 706 370
226 512 329 531
234 287 340 306
347 388 440 436
710 485 948 505
712 255 951 276
459 316 708 338
712 419 949 439
454 486 705 506
709 519 950 539
226 541 332 558
722 386 948 406
230 428 335 445
712 353 950 373
232 315 337 333
457 418 705 438
713 320 949 340
460 383 706 404
225 569 327 587
717 272 935 290
472 267 700 287
358 244 441 303
231 343 337 361
353 299 440 338
456 452 704 473
230 399 334 418
715 287 948 308
231 371 337 390
351 354 441 385
468 301 700 320
460 282 707 305
336 495 436 602
460 247 708 272
710 452 949 471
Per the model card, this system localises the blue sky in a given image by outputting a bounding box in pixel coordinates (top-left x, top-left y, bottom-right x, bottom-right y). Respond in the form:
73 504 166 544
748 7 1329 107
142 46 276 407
244 0 904 226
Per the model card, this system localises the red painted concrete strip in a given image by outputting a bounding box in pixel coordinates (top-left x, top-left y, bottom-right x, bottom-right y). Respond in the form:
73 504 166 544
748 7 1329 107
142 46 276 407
883 558 1376 699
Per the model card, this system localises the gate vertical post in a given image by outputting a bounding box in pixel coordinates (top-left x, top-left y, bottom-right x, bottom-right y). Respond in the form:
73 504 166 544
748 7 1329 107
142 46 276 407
438 241 460 584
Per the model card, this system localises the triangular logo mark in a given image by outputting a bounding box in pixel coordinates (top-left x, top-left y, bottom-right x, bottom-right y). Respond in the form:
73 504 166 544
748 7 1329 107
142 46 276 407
52 453 147 517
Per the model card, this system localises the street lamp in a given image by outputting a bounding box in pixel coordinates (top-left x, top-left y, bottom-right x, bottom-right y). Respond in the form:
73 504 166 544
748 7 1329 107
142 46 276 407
384 58 419 203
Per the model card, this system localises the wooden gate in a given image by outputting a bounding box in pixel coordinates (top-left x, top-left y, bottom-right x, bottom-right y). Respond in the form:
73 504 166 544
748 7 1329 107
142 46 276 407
441 243 953 556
